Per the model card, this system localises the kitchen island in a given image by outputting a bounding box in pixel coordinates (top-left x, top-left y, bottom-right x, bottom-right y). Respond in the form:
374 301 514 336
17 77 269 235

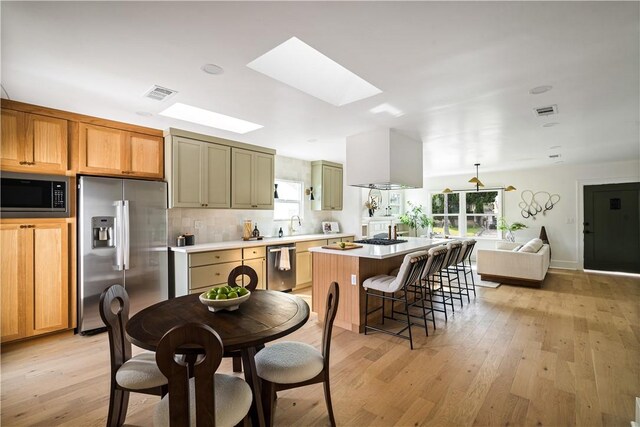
309 237 446 333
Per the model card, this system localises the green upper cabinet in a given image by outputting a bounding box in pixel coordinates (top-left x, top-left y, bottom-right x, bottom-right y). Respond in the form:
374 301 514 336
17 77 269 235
165 129 275 209
311 160 343 211
231 147 274 210
168 136 230 208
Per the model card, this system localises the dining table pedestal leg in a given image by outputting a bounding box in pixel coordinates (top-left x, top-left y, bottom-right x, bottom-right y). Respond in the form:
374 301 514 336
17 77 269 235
241 346 265 427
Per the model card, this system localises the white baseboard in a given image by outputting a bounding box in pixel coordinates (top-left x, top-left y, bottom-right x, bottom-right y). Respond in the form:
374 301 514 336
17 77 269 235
550 260 578 270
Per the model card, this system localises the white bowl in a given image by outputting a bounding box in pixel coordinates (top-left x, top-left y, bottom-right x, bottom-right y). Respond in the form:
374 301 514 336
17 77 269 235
199 290 251 312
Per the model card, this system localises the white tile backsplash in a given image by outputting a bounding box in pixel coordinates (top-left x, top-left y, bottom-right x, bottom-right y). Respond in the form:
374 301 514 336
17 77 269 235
168 155 337 245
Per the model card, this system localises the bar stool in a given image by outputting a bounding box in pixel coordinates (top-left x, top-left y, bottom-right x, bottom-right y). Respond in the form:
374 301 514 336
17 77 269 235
455 239 477 301
363 251 429 350
436 241 464 308
420 246 450 323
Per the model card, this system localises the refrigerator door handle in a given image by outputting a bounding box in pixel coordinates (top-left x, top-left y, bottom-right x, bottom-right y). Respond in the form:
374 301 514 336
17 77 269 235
123 200 130 270
115 200 124 271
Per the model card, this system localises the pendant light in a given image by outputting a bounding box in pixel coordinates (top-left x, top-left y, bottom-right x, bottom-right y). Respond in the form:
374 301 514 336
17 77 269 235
441 163 517 193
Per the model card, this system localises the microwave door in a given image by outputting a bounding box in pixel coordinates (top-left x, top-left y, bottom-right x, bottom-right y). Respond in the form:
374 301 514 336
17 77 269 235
77 176 125 334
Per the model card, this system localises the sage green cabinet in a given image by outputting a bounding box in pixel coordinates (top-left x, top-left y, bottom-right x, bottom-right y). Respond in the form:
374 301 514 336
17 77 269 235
167 136 230 208
311 160 343 211
231 148 274 210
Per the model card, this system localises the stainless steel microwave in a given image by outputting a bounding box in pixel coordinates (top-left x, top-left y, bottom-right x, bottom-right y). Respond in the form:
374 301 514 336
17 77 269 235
0 172 70 218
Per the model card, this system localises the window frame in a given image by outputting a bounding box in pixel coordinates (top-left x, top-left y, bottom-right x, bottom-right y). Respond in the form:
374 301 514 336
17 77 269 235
429 189 503 240
273 179 304 221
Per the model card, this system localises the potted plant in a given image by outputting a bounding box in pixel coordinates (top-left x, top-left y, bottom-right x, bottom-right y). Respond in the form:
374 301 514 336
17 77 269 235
399 201 433 237
497 218 528 242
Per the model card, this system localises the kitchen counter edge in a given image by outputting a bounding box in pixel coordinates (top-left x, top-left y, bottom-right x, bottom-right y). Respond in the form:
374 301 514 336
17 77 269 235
169 233 355 253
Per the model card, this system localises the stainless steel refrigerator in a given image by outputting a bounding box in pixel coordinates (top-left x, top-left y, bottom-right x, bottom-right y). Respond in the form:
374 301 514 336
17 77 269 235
78 176 168 334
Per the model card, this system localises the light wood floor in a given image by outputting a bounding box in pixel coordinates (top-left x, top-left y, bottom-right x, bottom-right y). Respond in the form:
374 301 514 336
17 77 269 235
2 269 639 426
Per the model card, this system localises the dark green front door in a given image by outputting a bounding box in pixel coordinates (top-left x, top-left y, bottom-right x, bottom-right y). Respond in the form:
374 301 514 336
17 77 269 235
584 182 640 273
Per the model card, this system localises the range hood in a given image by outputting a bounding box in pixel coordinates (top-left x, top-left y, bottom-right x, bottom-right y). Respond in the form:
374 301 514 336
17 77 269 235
346 129 423 190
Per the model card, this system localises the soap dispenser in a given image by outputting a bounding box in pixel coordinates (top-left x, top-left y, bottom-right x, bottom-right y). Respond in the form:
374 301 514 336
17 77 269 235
252 224 260 238
278 227 283 238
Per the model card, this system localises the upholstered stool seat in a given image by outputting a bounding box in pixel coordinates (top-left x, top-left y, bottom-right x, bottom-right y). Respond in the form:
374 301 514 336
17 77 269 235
255 341 324 384
363 275 398 293
154 374 252 427
115 351 167 390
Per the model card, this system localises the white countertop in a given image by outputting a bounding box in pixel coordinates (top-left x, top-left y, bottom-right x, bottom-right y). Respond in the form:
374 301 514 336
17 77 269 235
308 237 448 259
170 233 355 253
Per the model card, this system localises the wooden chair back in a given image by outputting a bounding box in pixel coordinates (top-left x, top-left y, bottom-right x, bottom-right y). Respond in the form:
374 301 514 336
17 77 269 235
227 265 259 291
321 282 340 367
99 284 132 372
156 323 223 427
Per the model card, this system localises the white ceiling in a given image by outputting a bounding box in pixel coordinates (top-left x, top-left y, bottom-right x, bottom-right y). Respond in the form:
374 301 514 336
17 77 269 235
2 2 638 177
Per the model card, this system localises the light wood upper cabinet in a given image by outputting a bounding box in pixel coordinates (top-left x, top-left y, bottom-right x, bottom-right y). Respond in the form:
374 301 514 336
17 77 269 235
168 136 230 208
231 148 274 210
79 123 163 179
0 221 69 343
1 109 68 173
311 160 343 211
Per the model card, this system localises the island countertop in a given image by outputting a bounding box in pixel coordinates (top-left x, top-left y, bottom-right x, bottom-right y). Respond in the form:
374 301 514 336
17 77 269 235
308 237 448 259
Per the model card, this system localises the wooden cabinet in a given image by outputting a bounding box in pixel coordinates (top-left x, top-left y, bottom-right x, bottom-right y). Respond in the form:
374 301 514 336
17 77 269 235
1 109 68 173
78 123 163 179
1 221 69 343
296 251 313 287
168 136 230 208
243 247 266 290
231 148 274 210
311 160 343 211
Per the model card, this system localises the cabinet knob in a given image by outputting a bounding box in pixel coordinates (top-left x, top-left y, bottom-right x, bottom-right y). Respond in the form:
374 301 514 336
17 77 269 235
215 273 220 276
20 225 27 228
19 161 26 165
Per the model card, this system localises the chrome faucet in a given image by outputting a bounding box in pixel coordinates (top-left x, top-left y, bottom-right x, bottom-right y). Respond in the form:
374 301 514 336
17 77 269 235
290 215 302 235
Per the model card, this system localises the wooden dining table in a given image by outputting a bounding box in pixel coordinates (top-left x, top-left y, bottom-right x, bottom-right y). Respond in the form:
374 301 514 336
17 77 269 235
126 289 310 427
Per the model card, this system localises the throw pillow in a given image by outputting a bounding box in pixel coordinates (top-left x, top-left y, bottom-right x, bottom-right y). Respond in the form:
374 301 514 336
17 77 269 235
512 245 523 252
519 238 543 253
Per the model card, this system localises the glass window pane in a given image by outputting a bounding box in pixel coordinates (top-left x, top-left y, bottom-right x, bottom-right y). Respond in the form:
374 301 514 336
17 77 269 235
466 215 498 238
466 191 498 214
446 193 460 214
274 201 300 220
276 180 301 201
432 194 444 214
431 215 459 236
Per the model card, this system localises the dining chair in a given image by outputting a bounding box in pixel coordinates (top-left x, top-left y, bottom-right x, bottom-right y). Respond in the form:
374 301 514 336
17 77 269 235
255 282 340 427
226 265 260 373
153 322 252 427
432 241 463 309
99 284 168 427
362 251 429 349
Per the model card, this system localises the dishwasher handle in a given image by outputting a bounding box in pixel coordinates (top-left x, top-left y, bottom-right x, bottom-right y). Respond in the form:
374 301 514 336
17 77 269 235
269 247 296 253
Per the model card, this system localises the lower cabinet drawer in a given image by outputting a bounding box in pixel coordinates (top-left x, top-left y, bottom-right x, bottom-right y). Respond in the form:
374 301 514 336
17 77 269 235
327 238 341 245
189 249 242 267
190 262 241 289
243 246 266 260
341 236 354 243
296 239 327 253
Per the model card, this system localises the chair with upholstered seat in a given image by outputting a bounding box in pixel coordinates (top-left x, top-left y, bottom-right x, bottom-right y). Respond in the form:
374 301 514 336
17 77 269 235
363 251 430 349
99 284 168 427
153 322 252 427
255 282 340 427
419 246 451 325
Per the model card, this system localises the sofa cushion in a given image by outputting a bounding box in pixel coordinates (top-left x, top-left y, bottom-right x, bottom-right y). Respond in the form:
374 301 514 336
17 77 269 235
519 238 543 253
512 245 523 252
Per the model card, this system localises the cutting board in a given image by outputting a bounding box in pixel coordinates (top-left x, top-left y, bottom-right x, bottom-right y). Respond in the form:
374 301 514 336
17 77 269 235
321 243 363 251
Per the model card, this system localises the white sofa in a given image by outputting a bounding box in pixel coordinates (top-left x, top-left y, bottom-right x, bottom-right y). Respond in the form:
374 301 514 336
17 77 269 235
476 241 550 288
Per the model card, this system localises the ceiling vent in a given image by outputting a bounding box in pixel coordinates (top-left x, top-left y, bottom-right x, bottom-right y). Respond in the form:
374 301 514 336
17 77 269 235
144 85 178 101
534 104 558 117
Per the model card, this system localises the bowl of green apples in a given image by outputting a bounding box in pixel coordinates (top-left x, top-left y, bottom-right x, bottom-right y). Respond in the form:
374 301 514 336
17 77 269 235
199 285 251 312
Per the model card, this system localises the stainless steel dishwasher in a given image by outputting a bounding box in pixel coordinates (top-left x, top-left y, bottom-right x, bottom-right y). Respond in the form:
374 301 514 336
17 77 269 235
267 244 297 291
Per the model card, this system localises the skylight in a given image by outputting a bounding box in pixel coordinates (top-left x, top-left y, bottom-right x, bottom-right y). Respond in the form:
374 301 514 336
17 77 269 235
159 103 263 134
247 37 382 107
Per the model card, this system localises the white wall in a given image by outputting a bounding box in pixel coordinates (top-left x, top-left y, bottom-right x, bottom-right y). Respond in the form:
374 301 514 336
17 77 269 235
167 155 336 244
403 159 639 269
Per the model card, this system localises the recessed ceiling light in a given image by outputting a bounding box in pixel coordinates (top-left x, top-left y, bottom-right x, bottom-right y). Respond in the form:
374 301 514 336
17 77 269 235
159 103 263 134
529 85 553 95
247 37 382 106
201 64 224 75
543 122 560 127
307 138 317 143
136 111 153 117
370 103 404 117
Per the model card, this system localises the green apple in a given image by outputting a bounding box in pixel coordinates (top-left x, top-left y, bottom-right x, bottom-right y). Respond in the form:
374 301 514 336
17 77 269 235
227 291 239 299
215 293 228 300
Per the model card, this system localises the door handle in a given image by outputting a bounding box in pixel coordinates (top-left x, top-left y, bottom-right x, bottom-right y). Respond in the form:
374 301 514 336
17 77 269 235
583 230 591 234
269 247 296 253
123 200 130 270
115 201 124 271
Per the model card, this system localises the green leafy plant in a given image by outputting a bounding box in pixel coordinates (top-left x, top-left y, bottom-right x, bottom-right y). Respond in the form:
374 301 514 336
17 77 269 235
399 202 433 237
497 218 527 242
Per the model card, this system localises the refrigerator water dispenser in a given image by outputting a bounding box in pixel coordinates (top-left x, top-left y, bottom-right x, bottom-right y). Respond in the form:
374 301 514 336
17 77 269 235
92 217 115 248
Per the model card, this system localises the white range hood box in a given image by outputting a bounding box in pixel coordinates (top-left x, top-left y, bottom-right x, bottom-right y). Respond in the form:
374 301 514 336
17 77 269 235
346 129 423 190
